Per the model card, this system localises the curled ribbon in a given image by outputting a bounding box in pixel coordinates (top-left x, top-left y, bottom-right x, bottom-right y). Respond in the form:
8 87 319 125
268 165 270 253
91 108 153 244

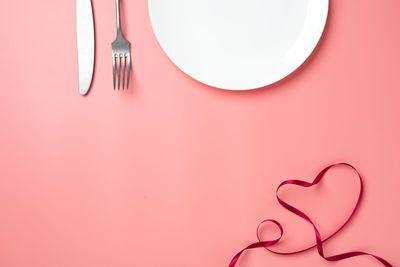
229 163 393 267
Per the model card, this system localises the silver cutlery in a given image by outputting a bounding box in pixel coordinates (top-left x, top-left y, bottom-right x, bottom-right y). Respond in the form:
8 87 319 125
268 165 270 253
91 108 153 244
76 0 95 95
112 0 131 90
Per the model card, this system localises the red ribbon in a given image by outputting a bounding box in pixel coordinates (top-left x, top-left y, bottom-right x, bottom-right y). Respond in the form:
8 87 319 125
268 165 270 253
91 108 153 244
229 163 393 267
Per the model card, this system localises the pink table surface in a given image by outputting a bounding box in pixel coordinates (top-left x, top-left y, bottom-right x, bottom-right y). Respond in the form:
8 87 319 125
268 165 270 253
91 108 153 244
1 0 399 266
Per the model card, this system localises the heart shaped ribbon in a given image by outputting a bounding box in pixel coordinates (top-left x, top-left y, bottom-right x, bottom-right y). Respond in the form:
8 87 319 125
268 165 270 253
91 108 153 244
229 163 393 267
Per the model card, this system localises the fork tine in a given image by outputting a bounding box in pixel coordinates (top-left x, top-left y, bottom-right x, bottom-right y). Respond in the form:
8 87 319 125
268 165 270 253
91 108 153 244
117 54 121 90
122 54 126 90
126 54 131 89
113 54 116 90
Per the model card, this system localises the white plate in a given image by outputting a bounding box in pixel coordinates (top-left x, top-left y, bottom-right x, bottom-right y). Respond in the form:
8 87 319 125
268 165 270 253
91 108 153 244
149 0 329 90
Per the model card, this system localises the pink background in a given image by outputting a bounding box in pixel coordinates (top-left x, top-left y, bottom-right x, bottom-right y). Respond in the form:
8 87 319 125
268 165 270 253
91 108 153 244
0 0 399 266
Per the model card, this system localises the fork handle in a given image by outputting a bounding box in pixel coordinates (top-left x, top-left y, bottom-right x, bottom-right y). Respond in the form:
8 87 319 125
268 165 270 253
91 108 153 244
115 0 122 36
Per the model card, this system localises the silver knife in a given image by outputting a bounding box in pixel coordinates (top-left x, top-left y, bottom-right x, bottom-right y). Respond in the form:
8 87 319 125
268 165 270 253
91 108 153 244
76 0 95 95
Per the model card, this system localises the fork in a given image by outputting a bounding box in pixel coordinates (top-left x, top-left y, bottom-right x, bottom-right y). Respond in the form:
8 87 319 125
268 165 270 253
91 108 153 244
112 0 131 90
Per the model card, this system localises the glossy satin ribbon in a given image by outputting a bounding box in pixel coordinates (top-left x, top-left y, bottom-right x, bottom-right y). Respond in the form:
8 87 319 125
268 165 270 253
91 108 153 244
229 163 393 267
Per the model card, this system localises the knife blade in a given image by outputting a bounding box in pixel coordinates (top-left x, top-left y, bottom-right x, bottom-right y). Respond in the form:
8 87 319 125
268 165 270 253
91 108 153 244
76 0 95 95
